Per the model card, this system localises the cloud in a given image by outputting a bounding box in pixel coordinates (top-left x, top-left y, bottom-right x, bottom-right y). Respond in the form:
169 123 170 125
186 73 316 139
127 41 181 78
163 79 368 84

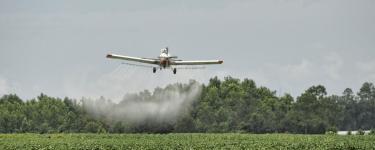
0 76 9 95
323 52 343 80
243 53 346 96
356 60 375 81
251 59 314 84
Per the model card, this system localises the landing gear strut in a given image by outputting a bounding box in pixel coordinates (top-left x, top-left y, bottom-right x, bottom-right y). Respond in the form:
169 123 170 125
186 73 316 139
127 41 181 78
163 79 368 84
173 68 177 74
153 67 156 73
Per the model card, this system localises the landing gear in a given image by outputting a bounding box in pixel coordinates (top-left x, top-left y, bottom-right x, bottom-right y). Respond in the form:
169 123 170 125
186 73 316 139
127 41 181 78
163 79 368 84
153 67 156 73
173 68 177 74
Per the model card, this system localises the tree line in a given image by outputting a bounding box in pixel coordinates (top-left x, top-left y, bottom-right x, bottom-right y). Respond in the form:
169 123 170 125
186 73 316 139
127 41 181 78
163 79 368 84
0 76 374 134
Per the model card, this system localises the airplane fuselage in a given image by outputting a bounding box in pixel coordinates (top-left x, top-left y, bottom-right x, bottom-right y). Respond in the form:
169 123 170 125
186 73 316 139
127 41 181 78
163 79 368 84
160 57 170 68
158 47 173 69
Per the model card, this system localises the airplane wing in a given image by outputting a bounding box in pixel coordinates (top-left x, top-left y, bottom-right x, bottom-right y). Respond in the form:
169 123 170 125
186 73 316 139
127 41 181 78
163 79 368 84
172 60 223 65
106 54 159 65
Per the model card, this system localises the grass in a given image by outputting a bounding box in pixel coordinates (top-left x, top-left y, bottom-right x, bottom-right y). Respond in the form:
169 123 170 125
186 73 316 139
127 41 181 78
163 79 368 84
0 133 375 150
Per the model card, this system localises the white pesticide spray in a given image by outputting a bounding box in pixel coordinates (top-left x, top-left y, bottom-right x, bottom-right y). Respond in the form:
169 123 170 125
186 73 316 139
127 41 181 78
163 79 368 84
82 81 202 125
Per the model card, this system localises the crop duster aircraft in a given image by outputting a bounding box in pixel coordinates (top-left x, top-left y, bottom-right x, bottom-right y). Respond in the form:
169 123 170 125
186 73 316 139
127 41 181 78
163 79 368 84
106 47 223 74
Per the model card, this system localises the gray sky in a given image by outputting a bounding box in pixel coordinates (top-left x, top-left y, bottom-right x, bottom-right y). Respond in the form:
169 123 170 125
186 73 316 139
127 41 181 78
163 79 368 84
1 0 374 101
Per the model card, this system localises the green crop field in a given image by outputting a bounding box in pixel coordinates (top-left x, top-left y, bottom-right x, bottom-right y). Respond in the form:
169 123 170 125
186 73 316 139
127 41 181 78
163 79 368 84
0 134 375 150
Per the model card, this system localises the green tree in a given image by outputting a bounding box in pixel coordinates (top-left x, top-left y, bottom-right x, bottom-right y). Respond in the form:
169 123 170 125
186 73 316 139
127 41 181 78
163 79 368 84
357 82 375 129
290 85 328 134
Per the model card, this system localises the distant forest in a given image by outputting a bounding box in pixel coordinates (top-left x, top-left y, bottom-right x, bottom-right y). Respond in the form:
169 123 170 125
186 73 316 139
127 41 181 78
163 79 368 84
1 76 374 134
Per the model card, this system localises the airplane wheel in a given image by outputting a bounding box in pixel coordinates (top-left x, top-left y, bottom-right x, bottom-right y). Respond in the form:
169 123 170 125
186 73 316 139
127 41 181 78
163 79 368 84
153 67 156 73
173 68 177 74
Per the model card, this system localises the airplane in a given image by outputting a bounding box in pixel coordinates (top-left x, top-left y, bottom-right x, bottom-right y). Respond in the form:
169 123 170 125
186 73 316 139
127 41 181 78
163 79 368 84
106 47 223 74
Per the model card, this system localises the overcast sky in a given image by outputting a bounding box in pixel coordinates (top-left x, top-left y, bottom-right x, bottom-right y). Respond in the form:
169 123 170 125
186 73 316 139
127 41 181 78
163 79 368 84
0 0 374 101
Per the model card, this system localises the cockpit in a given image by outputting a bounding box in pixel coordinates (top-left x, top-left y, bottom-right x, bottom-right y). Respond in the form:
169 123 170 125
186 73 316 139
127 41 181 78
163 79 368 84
161 47 169 54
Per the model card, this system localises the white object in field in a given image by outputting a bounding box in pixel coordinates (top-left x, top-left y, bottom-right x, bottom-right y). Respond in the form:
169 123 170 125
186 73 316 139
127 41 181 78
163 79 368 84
337 130 371 135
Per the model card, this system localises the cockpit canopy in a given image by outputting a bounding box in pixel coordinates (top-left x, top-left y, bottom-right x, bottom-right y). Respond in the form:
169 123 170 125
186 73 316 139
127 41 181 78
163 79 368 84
161 47 169 54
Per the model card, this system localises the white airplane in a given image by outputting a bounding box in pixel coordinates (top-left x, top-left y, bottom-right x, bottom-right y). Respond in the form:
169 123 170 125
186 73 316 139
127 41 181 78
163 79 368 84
106 47 223 74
